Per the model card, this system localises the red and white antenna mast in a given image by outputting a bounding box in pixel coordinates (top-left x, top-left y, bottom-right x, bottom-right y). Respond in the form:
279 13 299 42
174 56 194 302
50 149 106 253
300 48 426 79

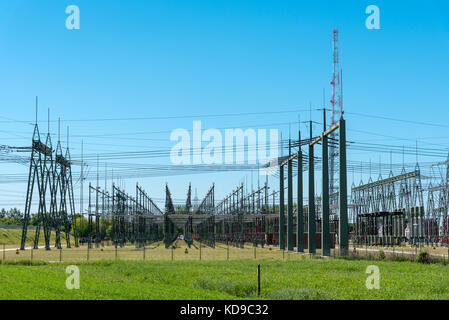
330 29 342 126
329 29 342 200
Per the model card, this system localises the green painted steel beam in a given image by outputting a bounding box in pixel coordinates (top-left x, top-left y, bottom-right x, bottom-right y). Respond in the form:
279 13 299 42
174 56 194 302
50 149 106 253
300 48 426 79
287 148 294 251
279 164 285 250
297 131 304 253
339 118 348 255
321 112 330 257
308 122 316 254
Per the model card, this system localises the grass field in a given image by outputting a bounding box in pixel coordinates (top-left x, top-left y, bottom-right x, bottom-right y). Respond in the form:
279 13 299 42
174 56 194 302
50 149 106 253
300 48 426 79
2 239 312 262
1 258 448 300
2 226 448 259
1 227 449 300
0 227 75 249
1 237 448 300
352 242 449 256
3 238 449 264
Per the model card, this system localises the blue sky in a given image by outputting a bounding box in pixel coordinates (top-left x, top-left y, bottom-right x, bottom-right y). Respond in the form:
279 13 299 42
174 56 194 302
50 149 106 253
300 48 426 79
0 0 448 211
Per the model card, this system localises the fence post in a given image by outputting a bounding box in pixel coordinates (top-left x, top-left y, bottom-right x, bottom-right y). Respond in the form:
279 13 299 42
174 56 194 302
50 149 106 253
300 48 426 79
143 246 146 261
171 246 174 261
87 245 89 261
115 244 118 260
30 248 33 265
200 240 202 261
227 242 229 261
257 264 261 297
59 248 62 262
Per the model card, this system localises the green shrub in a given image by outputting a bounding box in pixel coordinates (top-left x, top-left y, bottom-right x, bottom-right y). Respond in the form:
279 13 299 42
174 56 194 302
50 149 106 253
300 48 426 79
378 250 386 260
417 251 430 264
339 253 377 261
193 277 256 298
389 254 413 262
0 259 48 266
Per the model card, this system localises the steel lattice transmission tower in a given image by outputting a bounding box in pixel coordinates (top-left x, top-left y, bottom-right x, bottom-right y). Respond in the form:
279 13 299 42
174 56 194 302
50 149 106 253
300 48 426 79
21 98 53 250
329 29 343 213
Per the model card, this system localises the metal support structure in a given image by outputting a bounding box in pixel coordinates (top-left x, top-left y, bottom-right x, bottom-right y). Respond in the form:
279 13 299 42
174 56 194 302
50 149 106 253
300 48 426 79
279 164 285 250
297 130 304 252
322 111 330 256
287 140 294 251
196 184 215 215
164 184 176 248
308 122 316 254
21 117 53 250
21 104 78 251
185 183 192 214
339 118 348 255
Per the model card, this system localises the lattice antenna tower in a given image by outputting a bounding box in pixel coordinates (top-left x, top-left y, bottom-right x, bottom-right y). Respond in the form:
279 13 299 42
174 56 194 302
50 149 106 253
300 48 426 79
329 29 342 199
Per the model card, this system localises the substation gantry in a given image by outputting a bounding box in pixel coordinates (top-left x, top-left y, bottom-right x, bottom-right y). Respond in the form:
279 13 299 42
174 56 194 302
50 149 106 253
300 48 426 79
87 182 164 248
278 111 348 256
20 109 78 251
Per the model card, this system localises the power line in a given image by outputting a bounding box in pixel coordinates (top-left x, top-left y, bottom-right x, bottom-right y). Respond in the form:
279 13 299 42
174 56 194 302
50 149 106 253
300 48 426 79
0 108 311 124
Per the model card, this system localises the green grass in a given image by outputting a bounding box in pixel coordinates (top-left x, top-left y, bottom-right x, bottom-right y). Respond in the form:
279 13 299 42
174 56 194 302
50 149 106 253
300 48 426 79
2 228 448 300
0 258 448 300
0 227 30 246
0 227 74 248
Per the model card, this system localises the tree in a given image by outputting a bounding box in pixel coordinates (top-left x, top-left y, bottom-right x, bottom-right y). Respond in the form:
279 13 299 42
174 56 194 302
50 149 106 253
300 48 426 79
0 208 23 225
